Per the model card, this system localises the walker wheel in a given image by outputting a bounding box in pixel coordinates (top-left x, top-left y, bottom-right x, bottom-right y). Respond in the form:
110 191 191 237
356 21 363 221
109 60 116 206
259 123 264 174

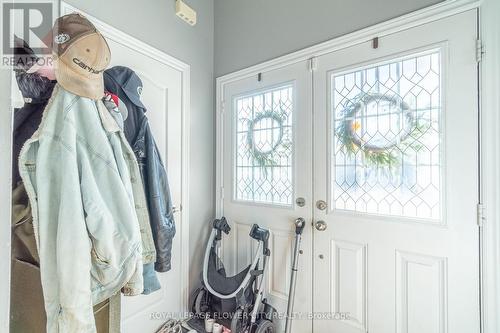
254 319 275 333
192 288 209 315
231 308 250 333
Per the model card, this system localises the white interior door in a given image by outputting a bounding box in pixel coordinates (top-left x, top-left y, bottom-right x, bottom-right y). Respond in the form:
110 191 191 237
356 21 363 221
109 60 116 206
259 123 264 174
312 10 479 333
60 6 186 333
221 61 313 332
106 36 184 333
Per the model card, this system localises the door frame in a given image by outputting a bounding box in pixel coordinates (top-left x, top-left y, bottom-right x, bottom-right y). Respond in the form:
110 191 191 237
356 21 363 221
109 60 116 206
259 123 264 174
216 1 499 333
478 0 500 332
0 0 192 327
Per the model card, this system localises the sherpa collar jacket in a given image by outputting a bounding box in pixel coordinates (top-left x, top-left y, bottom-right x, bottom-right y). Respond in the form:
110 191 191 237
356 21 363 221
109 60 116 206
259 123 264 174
12 68 56 187
18 85 155 332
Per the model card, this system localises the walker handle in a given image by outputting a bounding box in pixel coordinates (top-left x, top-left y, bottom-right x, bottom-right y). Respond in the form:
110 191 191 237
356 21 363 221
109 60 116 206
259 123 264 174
294 217 305 235
250 224 270 256
213 217 231 234
213 217 230 242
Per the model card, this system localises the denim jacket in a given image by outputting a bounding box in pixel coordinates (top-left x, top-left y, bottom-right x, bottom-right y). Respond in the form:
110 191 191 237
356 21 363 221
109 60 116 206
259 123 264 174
102 93 161 295
104 66 176 272
19 85 155 332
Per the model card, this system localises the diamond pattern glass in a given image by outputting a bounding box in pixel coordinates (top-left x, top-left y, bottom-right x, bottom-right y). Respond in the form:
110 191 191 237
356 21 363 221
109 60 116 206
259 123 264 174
332 50 442 220
234 85 294 205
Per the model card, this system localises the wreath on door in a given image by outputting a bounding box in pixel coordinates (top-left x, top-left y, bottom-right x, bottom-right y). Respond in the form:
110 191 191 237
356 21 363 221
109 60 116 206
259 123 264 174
246 109 289 170
336 93 425 167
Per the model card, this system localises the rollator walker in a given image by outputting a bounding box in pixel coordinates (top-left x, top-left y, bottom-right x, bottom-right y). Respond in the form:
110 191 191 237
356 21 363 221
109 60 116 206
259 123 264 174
192 217 277 333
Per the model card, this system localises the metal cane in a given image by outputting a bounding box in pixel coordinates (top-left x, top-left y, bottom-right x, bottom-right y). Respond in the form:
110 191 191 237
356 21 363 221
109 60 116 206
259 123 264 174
284 217 306 333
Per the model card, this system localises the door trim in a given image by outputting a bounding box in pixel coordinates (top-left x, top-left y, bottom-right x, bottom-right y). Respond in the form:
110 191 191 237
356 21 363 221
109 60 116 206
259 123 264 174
479 0 500 332
0 61 13 333
215 1 500 333
59 1 192 315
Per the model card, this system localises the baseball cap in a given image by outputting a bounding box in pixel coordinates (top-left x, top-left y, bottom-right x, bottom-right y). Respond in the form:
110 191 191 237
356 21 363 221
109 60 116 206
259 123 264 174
104 66 147 110
50 13 111 100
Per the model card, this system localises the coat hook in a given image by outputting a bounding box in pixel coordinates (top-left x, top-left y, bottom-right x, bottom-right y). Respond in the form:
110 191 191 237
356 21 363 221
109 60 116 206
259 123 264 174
372 37 379 49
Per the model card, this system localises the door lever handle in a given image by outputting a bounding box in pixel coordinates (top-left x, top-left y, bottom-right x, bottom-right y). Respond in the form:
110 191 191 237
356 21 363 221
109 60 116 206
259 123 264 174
316 200 327 210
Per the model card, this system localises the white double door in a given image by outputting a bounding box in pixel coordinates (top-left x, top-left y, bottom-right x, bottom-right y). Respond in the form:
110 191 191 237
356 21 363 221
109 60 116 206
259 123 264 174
220 10 479 333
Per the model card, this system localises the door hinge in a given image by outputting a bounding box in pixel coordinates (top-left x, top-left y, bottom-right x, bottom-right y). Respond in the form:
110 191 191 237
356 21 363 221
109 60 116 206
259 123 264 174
220 186 225 200
476 39 484 63
308 57 317 72
220 99 225 113
477 203 486 227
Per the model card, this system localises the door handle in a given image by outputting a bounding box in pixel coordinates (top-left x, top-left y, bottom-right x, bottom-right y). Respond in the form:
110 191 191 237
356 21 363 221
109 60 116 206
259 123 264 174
316 200 327 210
315 220 327 231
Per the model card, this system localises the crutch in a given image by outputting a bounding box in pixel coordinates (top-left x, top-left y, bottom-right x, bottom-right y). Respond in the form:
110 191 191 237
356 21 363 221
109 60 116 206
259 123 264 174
284 217 306 333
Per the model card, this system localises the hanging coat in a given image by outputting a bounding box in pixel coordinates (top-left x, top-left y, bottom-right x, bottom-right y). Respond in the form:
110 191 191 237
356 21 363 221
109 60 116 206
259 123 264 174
104 66 176 273
19 85 156 332
12 36 56 187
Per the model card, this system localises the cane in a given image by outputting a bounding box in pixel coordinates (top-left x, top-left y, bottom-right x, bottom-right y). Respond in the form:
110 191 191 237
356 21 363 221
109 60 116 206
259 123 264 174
284 217 306 333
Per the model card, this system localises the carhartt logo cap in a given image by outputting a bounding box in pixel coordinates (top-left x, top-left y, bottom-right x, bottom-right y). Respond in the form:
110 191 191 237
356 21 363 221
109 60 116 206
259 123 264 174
50 13 110 99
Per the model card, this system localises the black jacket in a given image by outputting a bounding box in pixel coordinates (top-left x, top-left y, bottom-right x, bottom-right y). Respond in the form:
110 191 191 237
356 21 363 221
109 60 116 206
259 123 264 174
12 38 56 186
104 66 176 272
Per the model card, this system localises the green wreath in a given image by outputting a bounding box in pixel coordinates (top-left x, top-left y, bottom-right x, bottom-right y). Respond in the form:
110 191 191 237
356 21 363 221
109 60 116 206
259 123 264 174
246 110 287 170
336 93 424 167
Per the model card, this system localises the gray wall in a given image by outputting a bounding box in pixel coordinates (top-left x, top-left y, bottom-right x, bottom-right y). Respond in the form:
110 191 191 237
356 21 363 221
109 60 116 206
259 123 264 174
215 0 444 76
64 0 215 293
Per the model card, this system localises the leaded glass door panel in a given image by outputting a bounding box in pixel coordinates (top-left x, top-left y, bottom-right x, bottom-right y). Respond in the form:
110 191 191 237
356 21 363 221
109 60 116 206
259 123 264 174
220 60 313 332
312 10 479 333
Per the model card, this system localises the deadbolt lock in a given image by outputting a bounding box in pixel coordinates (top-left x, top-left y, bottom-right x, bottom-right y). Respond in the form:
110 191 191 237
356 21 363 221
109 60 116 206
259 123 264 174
316 200 327 210
296 197 306 207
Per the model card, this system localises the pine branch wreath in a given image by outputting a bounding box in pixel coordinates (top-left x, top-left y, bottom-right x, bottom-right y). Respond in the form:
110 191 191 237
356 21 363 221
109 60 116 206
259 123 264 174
336 93 425 168
246 109 288 172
